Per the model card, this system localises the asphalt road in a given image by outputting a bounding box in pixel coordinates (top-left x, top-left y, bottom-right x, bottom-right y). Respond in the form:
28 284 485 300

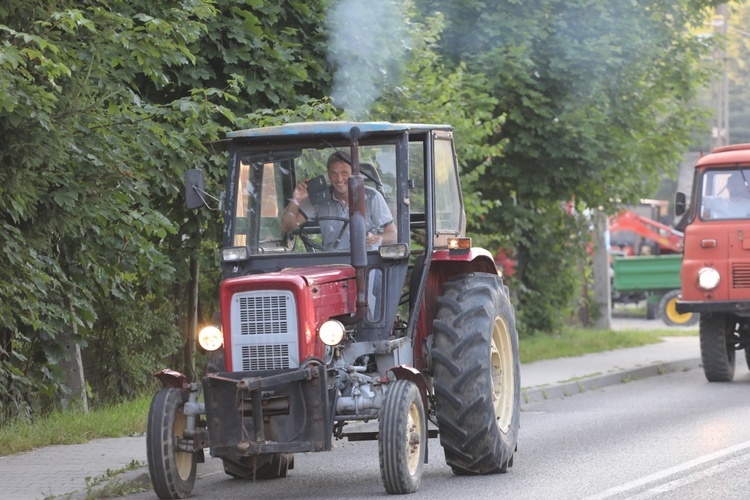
129 341 750 500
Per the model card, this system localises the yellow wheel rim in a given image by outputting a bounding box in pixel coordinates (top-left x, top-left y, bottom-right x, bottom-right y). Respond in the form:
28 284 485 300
174 408 193 480
491 316 515 433
405 400 422 475
665 297 694 325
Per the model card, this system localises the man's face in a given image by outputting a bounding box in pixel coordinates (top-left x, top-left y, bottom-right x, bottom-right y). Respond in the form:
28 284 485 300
328 160 351 198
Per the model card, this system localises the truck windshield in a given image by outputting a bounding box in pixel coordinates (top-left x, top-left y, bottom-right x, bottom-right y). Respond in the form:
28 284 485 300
231 145 397 254
700 168 750 220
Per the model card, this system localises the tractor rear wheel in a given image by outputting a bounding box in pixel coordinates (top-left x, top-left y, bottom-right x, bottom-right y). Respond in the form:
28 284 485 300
147 388 197 499
378 379 426 494
222 454 294 479
658 290 698 327
432 273 520 475
700 313 735 382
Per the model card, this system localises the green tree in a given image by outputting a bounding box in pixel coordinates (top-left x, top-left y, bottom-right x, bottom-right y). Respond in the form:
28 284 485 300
726 3 750 144
0 0 340 420
0 0 232 419
415 0 719 333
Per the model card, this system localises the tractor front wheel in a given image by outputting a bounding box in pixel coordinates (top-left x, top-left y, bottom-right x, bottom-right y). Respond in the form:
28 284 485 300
378 379 426 494
432 273 520 475
147 388 197 499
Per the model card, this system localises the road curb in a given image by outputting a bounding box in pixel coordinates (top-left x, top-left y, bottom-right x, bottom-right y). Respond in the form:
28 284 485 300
521 358 701 405
79 458 224 498
67 469 151 499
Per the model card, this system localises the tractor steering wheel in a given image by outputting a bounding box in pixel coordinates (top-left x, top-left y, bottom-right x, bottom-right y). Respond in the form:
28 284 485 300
295 216 350 252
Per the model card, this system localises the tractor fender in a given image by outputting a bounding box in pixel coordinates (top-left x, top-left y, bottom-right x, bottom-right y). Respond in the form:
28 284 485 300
390 365 429 411
153 368 189 389
430 247 499 276
389 365 431 461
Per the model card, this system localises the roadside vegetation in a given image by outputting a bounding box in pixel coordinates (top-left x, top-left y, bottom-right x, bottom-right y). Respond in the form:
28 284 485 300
519 327 697 364
0 326 697 457
0 393 151 457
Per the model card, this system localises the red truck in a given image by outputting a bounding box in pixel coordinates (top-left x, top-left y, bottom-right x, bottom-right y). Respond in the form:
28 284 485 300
675 144 750 381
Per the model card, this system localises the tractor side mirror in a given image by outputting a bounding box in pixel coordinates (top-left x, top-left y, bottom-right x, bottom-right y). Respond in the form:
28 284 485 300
185 169 206 210
674 192 687 216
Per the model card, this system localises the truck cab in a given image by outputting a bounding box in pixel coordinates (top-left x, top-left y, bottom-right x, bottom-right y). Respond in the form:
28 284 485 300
675 144 750 381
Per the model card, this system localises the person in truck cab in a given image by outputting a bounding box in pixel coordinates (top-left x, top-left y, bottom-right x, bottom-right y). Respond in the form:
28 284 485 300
702 172 750 219
280 152 397 251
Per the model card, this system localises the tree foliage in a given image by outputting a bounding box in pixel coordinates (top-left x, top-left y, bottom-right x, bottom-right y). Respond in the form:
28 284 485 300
0 0 344 421
726 3 750 144
415 0 721 333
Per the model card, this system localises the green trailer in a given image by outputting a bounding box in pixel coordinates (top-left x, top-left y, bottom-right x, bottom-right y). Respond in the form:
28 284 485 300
611 254 698 327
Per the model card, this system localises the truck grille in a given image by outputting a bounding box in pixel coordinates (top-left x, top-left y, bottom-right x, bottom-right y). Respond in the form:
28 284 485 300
733 263 750 289
230 290 299 371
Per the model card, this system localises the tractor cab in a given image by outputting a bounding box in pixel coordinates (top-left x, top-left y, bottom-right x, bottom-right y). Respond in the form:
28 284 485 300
149 122 519 498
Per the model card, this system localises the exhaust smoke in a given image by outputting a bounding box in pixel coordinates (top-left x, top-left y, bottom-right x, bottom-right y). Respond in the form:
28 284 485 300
326 0 408 118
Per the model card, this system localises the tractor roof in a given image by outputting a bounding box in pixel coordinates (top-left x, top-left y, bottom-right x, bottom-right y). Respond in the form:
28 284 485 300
227 121 453 140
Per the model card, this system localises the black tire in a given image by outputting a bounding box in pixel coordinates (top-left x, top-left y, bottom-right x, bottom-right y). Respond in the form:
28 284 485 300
432 273 520 475
147 388 197 499
699 313 735 382
222 454 293 480
745 348 750 372
378 379 426 494
646 301 657 320
658 290 698 327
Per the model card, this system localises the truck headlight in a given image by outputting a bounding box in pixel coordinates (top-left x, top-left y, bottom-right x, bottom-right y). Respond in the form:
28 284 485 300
697 267 720 291
198 326 224 351
319 320 345 346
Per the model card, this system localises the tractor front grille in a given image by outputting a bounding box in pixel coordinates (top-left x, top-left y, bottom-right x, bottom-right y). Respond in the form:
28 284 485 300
230 290 299 371
733 263 750 289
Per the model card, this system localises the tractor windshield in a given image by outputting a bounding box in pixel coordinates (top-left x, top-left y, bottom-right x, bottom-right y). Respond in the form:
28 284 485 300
699 167 750 220
230 144 398 254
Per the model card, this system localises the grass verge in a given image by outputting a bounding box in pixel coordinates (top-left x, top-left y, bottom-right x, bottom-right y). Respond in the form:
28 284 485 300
519 327 697 364
0 393 151 457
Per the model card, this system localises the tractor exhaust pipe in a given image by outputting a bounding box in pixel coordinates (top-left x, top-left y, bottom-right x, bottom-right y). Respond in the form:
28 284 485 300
343 126 368 325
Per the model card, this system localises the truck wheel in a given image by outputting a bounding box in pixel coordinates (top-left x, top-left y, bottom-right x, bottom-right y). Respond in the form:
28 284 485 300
700 313 735 382
658 290 699 327
432 273 520 475
378 379 426 494
222 454 293 479
147 388 197 499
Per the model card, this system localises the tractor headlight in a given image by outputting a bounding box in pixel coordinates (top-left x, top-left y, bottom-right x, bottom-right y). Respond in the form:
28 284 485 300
221 246 250 263
198 325 224 351
697 267 721 291
319 320 345 346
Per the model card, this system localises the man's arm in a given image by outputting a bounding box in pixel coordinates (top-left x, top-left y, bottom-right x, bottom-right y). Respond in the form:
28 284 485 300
381 221 397 244
280 181 310 232
366 221 396 248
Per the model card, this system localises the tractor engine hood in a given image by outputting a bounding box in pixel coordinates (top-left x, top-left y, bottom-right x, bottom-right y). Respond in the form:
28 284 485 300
218 265 358 371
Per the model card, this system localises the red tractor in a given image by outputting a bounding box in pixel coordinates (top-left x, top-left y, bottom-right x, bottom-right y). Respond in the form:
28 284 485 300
676 144 750 381
146 122 521 498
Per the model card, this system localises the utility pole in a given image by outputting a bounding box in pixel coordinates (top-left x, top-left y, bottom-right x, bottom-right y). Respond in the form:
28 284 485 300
593 211 611 329
711 4 729 148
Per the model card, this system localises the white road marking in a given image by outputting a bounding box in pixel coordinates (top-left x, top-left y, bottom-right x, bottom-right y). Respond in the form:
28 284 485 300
584 440 750 500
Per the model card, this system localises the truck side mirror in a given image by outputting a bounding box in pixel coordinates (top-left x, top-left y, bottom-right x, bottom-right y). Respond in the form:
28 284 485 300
674 192 687 216
185 169 206 210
